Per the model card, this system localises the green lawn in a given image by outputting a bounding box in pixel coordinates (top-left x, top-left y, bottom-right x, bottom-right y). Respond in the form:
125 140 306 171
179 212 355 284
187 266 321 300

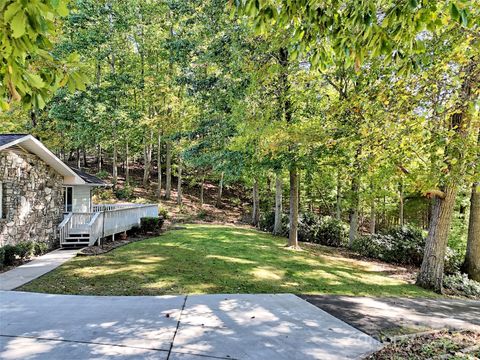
20 224 437 297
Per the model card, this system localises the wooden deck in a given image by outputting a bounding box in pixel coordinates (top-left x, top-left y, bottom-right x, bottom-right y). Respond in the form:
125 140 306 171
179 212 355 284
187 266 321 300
59 204 158 247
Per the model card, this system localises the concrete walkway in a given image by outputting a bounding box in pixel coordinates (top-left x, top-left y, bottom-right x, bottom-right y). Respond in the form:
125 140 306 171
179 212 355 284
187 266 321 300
302 295 480 339
0 249 78 291
0 291 381 359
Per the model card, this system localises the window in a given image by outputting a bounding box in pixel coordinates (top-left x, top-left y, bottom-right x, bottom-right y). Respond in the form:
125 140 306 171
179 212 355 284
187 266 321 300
63 186 73 213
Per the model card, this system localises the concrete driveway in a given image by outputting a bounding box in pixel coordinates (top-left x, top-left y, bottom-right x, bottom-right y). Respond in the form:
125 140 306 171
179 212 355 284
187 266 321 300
0 291 381 360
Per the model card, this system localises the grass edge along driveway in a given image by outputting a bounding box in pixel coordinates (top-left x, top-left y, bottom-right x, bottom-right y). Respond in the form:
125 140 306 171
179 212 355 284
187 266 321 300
20 224 436 298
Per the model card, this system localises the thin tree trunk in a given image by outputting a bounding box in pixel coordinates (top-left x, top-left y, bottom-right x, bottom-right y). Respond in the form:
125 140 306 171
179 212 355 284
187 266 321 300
97 144 102 172
112 142 118 188
370 198 376 234
274 172 283 235
165 141 172 200
200 174 205 207
399 181 405 226
288 166 299 247
462 182 480 281
143 131 153 187
216 171 224 207
336 170 342 220
83 147 87 167
157 131 162 198
349 175 360 246
177 161 182 205
252 178 260 226
125 141 130 184
76 148 81 168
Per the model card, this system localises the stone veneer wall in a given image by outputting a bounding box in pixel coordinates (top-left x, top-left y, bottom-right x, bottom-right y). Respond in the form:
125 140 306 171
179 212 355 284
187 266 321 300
0 148 64 247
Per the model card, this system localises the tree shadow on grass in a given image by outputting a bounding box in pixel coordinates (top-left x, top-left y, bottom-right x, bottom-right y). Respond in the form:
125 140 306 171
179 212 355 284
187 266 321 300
20 225 435 298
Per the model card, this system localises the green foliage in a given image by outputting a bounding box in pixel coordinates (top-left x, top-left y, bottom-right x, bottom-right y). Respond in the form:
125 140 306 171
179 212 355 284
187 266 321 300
140 216 164 234
297 213 348 247
115 185 133 200
0 241 48 267
158 206 169 220
259 211 289 236
3 245 17 266
352 226 425 266
95 170 110 179
0 0 88 111
443 273 480 298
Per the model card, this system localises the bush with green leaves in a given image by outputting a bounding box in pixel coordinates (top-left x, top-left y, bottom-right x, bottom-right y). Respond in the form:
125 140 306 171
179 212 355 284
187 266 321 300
259 211 289 236
444 247 464 275
443 273 480 299
95 170 110 179
351 226 425 266
158 206 169 219
3 244 18 266
115 185 133 200
0 247 5 268
16 241 35 259
140 216 164 235
0 241 50 267
297 213 348 247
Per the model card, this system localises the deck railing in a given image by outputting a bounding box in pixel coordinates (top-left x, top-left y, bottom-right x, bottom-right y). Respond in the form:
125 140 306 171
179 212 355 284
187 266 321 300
59 204 159 246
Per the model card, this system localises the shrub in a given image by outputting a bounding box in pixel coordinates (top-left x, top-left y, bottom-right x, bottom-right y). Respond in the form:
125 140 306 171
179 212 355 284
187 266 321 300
34 242 49 256
95 189 115 201
3 244 17 266
95 170 110 179
115 185 133 200
316 217 348 247
444 247 464 275
0 247 5 268
259 211 289 236
352 226 425 266
16 242 35 260
443 273 480 299
158 206 169 219
140 216 164 235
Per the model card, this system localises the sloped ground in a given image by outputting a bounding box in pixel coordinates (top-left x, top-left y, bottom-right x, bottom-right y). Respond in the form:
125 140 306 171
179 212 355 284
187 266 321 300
19 224 434 297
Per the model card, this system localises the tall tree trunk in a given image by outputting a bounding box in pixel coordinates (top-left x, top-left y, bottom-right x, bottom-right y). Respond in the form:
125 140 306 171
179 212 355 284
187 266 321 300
336 170 342 220
97 144 102 172
112 142 118 188
143 131 153 187
165 141 172 200
157 131 162 198
177 161 182 205
462 132 480 281
399 181 405 226
462 182 480 281
82 147 87 167
125 141 130 185
370 198 376 234
76 148 81 168
416 187 457 292
349 175 360 246
200 174 205 207
216 172 224 207
417 61 476 292
288 166 299 247
252 178 260 226
273 172 283 235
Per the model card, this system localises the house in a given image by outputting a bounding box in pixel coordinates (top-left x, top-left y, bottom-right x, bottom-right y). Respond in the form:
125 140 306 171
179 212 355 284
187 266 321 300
0 134 158 248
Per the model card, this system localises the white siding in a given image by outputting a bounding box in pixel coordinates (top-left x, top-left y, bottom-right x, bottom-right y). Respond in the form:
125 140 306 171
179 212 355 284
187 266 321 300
72 186 92 213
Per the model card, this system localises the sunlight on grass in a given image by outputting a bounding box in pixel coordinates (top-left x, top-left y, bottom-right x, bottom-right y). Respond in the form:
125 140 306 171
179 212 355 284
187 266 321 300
19 224 438 297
